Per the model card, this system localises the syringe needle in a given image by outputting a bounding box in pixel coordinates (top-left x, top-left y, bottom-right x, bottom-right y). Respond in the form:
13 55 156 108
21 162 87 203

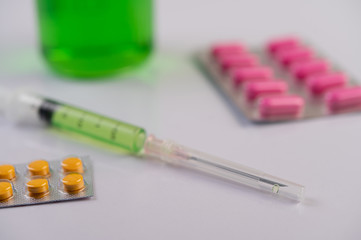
189 156 287 187
145 135 303 201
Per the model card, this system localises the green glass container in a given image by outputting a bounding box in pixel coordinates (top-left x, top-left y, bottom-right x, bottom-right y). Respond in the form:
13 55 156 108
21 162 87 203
36 0 153 78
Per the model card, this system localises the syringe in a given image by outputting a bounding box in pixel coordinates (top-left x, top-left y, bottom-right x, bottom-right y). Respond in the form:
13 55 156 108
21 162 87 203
0 89 305 201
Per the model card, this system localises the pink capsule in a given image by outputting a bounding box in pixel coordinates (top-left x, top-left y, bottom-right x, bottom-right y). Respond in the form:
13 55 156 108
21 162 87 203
218 54 259 72
245 81 288 101
290 59 330 80
211 43 246 58
307 73 347 96
230 67 273 88
326 86 361 112
275 47 314 67
266 37 300 55
259 95 304 119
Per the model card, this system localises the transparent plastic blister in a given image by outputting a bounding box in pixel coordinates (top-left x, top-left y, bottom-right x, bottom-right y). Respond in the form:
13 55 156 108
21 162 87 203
196 38 361 123
0 156 93 208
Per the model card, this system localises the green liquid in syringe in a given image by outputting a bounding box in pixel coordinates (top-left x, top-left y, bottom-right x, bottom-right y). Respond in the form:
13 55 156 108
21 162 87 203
46 104 146 154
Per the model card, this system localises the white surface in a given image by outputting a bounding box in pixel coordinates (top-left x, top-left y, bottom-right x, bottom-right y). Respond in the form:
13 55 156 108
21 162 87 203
1 0 361 239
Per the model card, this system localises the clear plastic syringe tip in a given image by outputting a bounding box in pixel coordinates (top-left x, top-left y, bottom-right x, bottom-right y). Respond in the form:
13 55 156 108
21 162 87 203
144 135 305 202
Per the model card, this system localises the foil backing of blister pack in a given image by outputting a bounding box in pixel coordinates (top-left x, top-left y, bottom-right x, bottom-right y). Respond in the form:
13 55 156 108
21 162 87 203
196 48 361 123
0 156 93 208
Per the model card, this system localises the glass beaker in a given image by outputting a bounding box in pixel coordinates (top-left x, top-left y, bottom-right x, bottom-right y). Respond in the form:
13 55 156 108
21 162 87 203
36 0 153 78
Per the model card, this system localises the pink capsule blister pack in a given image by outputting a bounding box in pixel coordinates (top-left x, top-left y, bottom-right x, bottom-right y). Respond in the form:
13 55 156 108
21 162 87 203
197 36 361 122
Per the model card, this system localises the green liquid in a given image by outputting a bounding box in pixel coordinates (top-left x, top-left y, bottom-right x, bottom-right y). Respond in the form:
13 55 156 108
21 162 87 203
36 0 153 78
51 105 146 153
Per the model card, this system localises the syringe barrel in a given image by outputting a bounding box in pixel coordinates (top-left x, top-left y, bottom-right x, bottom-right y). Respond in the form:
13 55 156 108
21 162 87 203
1 91 146 154
144 135 305 201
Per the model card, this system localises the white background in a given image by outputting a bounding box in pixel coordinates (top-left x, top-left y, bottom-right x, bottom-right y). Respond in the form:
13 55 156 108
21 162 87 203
1 0 361 239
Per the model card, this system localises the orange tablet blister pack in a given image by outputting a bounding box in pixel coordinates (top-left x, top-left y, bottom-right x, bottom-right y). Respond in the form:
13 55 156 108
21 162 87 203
0 155 93 208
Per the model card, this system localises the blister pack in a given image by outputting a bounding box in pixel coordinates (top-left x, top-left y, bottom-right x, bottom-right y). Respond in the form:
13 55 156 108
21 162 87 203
197 36 361 122
0 156 93 208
